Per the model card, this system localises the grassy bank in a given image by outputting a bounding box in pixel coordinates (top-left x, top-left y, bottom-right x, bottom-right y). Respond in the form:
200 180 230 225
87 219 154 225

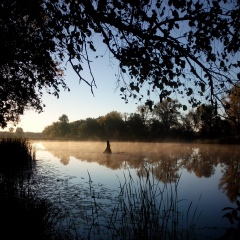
0 138 73 239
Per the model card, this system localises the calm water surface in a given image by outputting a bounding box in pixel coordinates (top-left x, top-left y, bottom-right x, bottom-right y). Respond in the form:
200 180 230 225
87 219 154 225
32 141 240 239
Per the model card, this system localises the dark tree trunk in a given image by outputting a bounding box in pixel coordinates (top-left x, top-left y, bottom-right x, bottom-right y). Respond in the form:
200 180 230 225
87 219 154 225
103 140 112 154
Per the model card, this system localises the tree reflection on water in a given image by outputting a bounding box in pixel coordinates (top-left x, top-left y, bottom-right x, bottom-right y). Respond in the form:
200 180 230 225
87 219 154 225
38 141 240 202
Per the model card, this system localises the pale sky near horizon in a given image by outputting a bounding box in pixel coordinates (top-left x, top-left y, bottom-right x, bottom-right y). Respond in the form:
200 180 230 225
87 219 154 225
12 58 141 133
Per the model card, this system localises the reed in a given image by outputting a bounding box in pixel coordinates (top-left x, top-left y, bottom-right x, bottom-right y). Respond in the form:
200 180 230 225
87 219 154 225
0 138 73 240
0 175 73 239
0 137 35 169
85 167 200 240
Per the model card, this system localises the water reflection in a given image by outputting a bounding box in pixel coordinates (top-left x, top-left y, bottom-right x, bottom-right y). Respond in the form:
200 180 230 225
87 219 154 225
37 141 240 202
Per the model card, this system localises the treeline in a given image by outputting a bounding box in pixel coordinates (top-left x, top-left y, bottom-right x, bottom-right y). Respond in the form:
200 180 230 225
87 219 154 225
42 99 240 143
0 130 43 139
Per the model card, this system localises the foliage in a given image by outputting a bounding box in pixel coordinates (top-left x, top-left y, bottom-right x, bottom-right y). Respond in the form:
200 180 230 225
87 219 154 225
58 114 70 137
97 111 126 139
225 84 240 134
222 193 240 239
126 113 148 140
78 118 104 140
0 0 68 128
1 0 240 128
153 98 181 131
15 127 24 136
184 110 201 132
136 105 152 124
42 100 240 141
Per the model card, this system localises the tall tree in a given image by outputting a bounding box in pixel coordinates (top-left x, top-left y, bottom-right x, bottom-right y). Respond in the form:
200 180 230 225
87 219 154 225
78 118 103 140
225 84 240 134
136 104 152 125
153 99 181 132
197 104 222 137
98 111 125 139
58 114 70 137
184 109 201 132
1 0 239 128
15 127 24 136
126 113 148 140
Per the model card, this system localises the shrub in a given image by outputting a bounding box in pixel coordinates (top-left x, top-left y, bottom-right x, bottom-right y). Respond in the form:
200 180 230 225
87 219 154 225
0 137 35 171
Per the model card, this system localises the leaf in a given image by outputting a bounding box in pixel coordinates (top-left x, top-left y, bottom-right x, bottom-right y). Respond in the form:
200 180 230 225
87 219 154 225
89 42 96 51
222 207 234 211
220 61 225 68
237 73 240 80
135 86 140 93
200 83 205 93
187 88 193 96
183 105 187 111
222 213 234 224
145 99 154 111
172 10 179 18
225 103 230 110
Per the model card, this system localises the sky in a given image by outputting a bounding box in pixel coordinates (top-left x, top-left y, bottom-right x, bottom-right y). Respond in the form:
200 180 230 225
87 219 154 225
2 34 192 133
4 0 235 134
5 41 149 133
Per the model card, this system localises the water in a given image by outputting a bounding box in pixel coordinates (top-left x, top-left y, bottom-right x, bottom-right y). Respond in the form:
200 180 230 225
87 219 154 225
31 141 240 239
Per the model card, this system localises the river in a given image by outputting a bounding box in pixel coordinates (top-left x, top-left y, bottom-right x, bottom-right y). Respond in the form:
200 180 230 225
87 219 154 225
31 141 240 239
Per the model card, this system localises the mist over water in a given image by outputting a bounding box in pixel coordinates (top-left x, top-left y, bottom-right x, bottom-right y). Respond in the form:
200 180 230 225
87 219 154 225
32 141 240 239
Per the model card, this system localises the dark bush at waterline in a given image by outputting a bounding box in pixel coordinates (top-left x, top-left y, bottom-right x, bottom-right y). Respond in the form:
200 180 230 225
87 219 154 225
0 138 35 170
0 138 73 240
0 178 73 240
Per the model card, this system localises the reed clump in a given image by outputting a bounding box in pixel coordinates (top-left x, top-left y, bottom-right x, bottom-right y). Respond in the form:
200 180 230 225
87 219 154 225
0 176 73 240
85 167 200 240
0 138 73 240
0 137 35 170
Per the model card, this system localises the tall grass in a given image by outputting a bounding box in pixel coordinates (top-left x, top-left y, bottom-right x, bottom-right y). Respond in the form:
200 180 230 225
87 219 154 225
84 167 201 240
0 138 73 240
0 175 74 240
0 137 35 170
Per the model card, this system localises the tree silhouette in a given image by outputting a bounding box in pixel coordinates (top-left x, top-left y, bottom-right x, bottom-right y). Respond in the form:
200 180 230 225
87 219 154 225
127 113 148 140
78 118 104 140
225 84 240 135
1 0 239 128
97 111 125 139
58 114 69 137
153 99 181 132
0 0 68 128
